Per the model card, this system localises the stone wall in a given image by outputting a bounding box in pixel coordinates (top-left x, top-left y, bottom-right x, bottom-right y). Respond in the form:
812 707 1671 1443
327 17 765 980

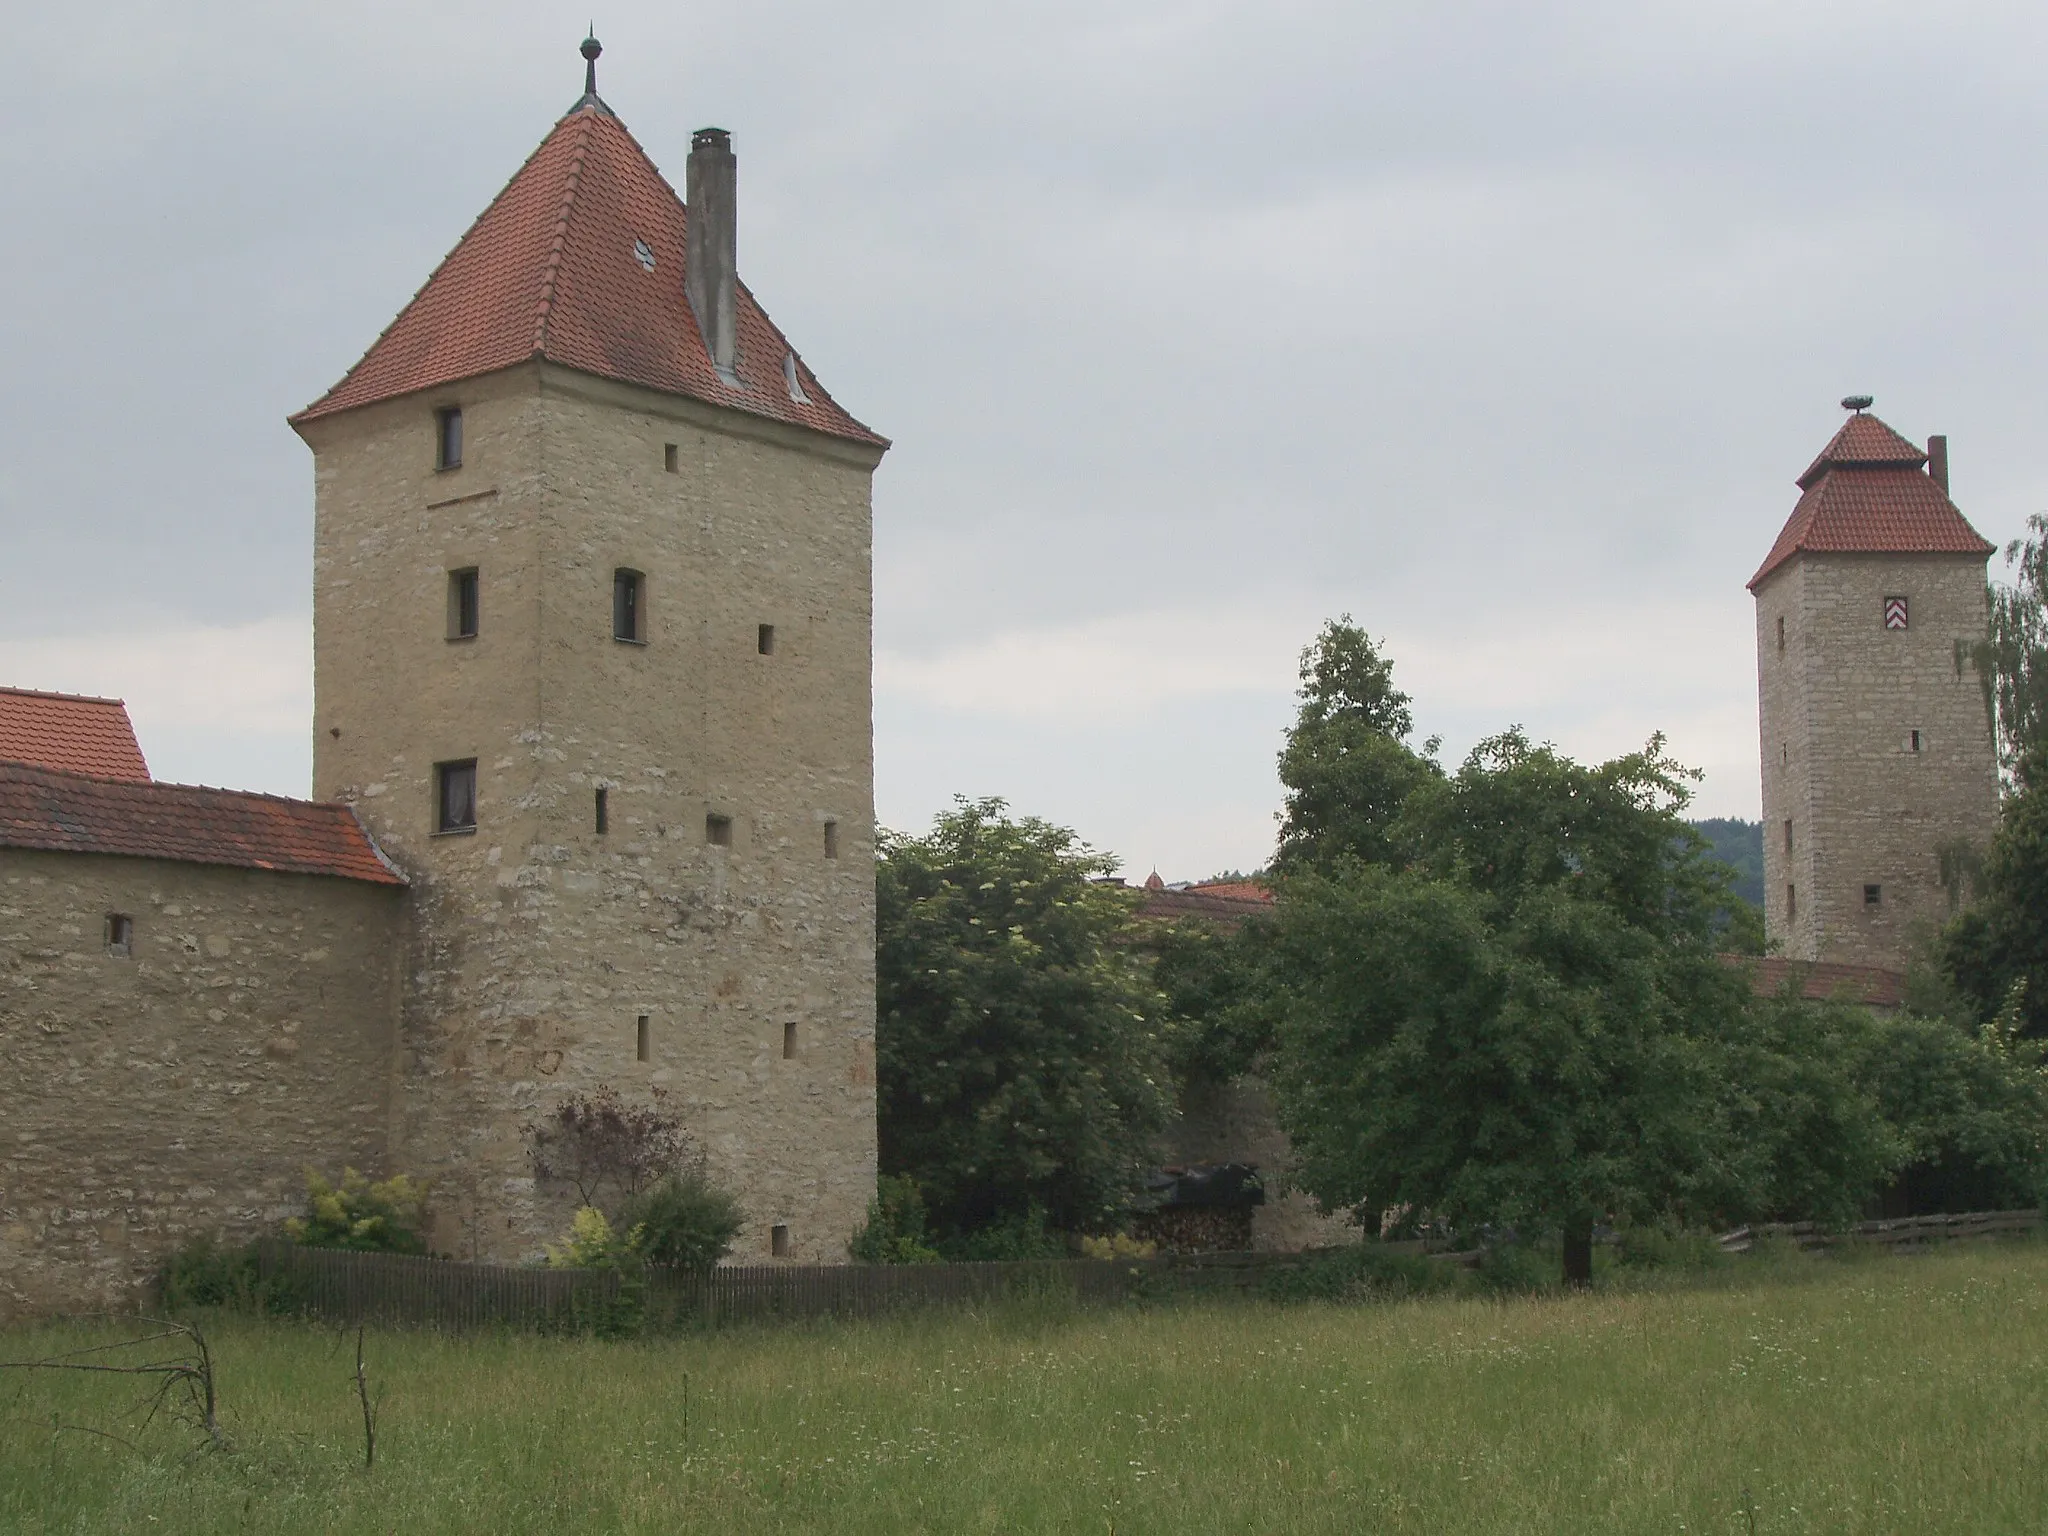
296 361 882 1264
1756 551 1999 967
1165 1077 1361 1251
0 850 403 1319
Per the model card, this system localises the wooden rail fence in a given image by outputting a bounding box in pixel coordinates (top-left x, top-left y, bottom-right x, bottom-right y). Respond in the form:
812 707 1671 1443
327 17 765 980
249 1210 2040 1332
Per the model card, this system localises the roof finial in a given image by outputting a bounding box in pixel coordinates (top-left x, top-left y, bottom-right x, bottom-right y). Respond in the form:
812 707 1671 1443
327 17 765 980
1842 394 1874 413
581 28 602 99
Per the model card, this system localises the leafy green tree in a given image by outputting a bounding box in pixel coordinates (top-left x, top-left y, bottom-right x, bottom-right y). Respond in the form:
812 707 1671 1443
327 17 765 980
1150 917 1281 1086
1273 618 1440 875
875 798 1170 1241
284 1168 430 1254
1944 749 2048 1038
1963 513 2048 780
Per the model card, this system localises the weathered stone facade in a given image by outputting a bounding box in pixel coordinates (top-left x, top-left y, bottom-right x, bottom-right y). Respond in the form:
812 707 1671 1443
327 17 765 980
1 851 403 1317
1164 1077 1361 1251
296 361 882 1263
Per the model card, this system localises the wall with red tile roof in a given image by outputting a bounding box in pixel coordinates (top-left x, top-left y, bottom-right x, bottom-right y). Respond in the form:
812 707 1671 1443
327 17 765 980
0 764 404 886
0 687 150 781
292 101 883 449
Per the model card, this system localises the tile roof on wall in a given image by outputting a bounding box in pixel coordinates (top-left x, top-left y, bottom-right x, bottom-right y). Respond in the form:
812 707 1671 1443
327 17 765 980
1728 955 1905 1009
0 763 405 887
1751 411 1993 589
291 98 885 448
0 688 151 781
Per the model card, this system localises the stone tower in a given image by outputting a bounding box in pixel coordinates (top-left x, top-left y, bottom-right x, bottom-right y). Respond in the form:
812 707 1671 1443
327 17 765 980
288 42 887 1262
1750 402 1998 970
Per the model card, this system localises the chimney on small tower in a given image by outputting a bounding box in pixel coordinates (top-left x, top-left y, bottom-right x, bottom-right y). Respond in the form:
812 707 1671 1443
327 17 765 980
1928 434 1950 494
686 128 739 383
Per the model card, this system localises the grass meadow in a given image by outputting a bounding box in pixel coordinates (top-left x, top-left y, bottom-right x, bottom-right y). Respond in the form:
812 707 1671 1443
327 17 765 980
3 1243 2046 1533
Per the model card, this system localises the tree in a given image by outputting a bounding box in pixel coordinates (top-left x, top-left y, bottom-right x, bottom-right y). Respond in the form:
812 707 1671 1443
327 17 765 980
526 1085 691 1211
1963 512 2048 781
875 797 1170 1240
1942 758 2048 1037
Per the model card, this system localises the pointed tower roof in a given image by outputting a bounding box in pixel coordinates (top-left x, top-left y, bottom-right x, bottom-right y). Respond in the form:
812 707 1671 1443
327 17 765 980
1749 405 1992 590
291 67 883 447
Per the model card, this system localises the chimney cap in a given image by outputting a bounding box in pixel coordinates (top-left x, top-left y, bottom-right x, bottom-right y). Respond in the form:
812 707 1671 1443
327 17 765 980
692 127 733 149
1841 394 1874 413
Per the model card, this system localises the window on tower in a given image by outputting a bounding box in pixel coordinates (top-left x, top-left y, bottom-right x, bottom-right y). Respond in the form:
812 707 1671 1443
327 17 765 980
436 759 477 833
595 786 609 834
435 406 463 470
613 569 645 643
706 813 733 847
758 624 776 655
1776 615 1785 651
1783 820 1792 853
1864 884 1883 907
448 568 479 640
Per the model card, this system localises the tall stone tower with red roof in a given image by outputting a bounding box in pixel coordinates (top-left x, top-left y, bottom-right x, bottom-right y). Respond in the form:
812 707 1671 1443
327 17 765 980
288 39 886 1262
1750 401 1998 970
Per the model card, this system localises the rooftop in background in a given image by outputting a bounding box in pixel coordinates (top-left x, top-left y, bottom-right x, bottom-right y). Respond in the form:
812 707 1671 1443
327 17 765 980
0 688 151 782
0 763 405 886
1132 876 1274 929
291 62 884 447
1731 955 1905 1010
1750 408 1994 589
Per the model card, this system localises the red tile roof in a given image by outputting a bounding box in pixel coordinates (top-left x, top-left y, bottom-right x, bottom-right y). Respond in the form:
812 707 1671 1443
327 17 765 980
0 763 405 886
292 100 885 448
1751 412 1993 589
0 688 150 781
1133 885 1275 928
1724 954 1905 1009
1186 879 1274 904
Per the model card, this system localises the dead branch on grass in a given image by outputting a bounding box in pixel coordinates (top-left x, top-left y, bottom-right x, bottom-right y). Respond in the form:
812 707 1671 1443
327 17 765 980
0 1318 226 1453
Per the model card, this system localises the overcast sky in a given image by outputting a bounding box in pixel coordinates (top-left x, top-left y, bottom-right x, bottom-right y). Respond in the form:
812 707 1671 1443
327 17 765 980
5 1 2047 879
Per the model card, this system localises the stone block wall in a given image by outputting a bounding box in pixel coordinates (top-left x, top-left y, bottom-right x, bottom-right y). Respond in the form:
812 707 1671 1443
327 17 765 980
1165 1077 1361 1251
0 851 403 1319
1756 552 1998 967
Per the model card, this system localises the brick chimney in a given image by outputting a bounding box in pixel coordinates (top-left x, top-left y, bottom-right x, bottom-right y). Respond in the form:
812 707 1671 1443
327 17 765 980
686 128 739 383
1928 434 1949 493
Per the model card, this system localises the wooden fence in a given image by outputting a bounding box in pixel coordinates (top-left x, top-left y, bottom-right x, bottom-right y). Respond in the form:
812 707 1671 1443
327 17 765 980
250 1210 2041 1332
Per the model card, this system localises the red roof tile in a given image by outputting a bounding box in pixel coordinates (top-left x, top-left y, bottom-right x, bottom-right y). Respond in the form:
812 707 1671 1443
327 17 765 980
1186 879 1274 904
1724 954 1905 1009
0 688 150 781
1751 412 1992 589
0 763 405 886
1133 886 1274 928
292 100 885 449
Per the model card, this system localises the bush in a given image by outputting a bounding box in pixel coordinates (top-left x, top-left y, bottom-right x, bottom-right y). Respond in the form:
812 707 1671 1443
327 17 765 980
283 1167 429 1253
1612 1224 1729 1273
1077 1233 1158 1261
619 1170 745 1273
160 1235 300 1314
545 1206 637 1269
936 1206 1068 1262
1260 1243 1466 1303
1475 1240 1555 1296
850 1175 942 1264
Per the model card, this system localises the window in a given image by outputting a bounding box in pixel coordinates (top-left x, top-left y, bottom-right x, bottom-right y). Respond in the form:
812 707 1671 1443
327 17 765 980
613 569 644 643
663 443 678 473
595 786 609 834
106 914 133 959
771 1224 791 1258
435 406 463 470
758 623 776 656
1776 615 1785 651
783 1021 799 1060
1787 883 1797 920
636 1014 651 1064
706 813 732 847
448 568 479 640
1909 729 1923 754
823 819 839 860
436 759 477 833
1864 884 1883 907
1783 820 1793 854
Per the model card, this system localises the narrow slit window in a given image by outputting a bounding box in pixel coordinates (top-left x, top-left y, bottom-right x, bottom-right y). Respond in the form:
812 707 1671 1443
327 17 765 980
1776 615 1785 651
436 759 478 833
448 568 479 640
613 569 644 643
706 813 732 847
636 1014 651 1063
823 819 839 860
435 406 463 470
595 786 609 834
1909 729 1923 753
106 914 133 959
1787 883 1797 920
1783 820 1793 854
663 443 678 473
1864 883 1883 907
783 1021 799 1060
758 623 776 656
771 1224 790 1258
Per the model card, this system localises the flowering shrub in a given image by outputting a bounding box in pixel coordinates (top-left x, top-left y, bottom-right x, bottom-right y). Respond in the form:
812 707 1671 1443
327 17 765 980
283 1168 429 1254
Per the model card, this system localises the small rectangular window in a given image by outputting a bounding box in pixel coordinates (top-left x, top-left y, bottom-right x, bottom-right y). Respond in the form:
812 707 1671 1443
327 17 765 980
595 786 609 834
663 443 678 473
1783 820 1793 854
706 813 732 847
1864 884 1882 906
436 759 477 833
783 1021 799 1060
771 1224 790 1258
758 623 776 656
448 568 479 639
823 819 839 860
1909 729 1923 753
106 914 133 958
1787 883 1797 919
1776 615 1785 651
613 569 644 643
636 1014 651 1063
435 406 463 470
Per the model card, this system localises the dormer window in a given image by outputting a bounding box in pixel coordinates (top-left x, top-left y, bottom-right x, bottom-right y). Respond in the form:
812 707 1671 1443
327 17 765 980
435 407 463 471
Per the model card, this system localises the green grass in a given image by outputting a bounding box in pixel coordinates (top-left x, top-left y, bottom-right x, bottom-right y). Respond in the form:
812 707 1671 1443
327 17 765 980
5 1244 2047 1533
